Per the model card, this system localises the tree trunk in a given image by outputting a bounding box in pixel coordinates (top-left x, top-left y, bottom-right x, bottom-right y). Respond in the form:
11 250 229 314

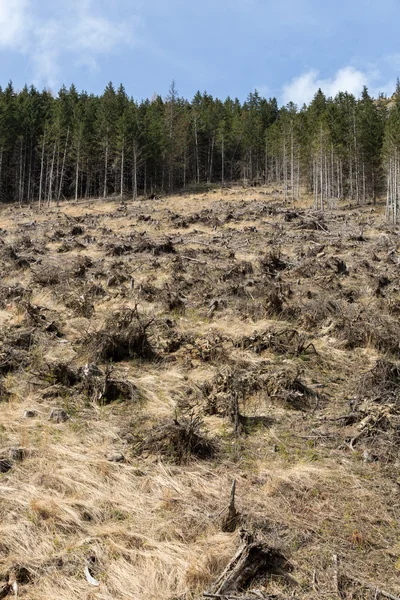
38 134 46 210
18 138 23 207
194 117 200 184
209 136 214 183
132 141 138 200
75 142 80 202
48 141 56 206
221 136 225 185
120 138 125 199
58 127 69 203
103 136 108 198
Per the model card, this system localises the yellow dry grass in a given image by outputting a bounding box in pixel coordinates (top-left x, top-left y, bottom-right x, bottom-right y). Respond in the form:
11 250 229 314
0 186 398 599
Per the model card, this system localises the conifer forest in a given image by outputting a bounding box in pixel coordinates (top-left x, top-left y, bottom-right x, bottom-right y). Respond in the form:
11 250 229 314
2 80 400 219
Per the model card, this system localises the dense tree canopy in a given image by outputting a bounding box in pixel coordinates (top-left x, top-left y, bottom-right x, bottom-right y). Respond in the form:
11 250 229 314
0 80 398 216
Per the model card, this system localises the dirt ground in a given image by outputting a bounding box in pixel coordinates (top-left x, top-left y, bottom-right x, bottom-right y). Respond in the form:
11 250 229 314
0 185 399 600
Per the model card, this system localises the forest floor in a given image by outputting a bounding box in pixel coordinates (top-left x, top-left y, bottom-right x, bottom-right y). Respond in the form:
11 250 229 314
0 185 399 600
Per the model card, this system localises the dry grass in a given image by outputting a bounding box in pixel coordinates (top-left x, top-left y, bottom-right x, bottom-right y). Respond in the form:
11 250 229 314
0 187 398 599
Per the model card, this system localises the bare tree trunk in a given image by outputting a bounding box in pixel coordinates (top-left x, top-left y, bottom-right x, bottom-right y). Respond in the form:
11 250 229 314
320 127 324 211
290 123 294 200
296 150 300 200
58 127 69 202
120 138 125 199
132 141 138 200
0 146 3 199
353 113 360 205
18 138 23 207
194 117 200 184
47 141 56 206
38 133 45 210
283 137 287 203
362 160 366 203
75 142 80 202
209 136 214 183
27 139 33 203
85 161 90 198
221 136 224 186
350 160 353 200
395 151 398 224
183 146 187 188
103 135 108 199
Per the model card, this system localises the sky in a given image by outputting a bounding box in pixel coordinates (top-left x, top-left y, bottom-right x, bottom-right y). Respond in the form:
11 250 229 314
1 0 400 106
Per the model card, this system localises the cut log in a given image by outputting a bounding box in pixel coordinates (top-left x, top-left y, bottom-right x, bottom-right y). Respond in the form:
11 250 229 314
208 531 292 597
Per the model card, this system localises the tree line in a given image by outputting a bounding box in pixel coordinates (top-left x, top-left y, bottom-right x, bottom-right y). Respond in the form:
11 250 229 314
1 79 400 219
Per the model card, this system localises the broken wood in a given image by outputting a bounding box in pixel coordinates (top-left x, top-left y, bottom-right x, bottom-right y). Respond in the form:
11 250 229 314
207 530 292 597
203 594 279 600
345 574 400 600
222 479 239 532
332 554 400 600
0 584 11 600
180 255 207 264
332 554 339 597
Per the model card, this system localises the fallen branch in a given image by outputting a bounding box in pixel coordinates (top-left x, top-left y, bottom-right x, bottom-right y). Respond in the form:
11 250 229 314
207 531 292 597
180 255 207 264
333 554 400 600
347 575 400 600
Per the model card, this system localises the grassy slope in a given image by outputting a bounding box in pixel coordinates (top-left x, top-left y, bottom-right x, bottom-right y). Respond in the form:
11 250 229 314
0 186 399 599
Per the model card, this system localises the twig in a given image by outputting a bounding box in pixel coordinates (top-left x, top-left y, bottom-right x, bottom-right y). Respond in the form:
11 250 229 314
347 576 400 600
332 554 339 597
180 255 207 264
316 221 330 234
312 568 318 593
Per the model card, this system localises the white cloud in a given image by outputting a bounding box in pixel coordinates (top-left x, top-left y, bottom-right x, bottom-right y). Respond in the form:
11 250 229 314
282 66 369 106
0 0 29 48
0 0 136 89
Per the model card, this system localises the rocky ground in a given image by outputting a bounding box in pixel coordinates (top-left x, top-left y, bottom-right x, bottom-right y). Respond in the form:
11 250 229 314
0 186 399 599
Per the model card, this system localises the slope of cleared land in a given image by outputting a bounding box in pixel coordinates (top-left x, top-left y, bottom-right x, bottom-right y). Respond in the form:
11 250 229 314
0 186 399 599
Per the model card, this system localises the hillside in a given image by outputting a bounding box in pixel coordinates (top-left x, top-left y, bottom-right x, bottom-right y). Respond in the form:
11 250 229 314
0 187 399 600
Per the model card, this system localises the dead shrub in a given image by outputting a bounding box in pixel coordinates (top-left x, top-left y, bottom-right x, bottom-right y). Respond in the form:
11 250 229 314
72 255 93 277
133 236 175 256
334 309 400 355
41 362 80 387
266 366 317 411
80 365 139 404
0 244 30 268
64 293 94 318
6 328 36 350
0 347 29 375
221 261 254 282
106 242 132 256
259 250 287 276
203 366 266 417
298 295 340 329
139 416 217 464
31 265 61 286
263 282 287 316
348 360 400 459
240 328 317 357
0 378 10 401
0 283 27 308
358 359 400 401
84 307 155 363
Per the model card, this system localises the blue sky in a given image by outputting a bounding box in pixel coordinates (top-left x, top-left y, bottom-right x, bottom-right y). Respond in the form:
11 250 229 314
1 0 400 106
